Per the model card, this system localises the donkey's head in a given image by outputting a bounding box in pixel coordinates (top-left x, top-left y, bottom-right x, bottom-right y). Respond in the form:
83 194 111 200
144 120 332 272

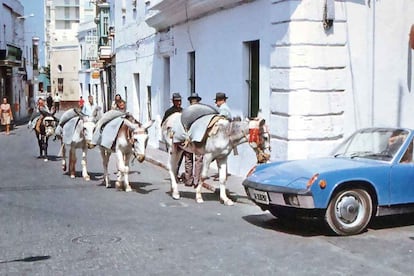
42 116 57 137
247 118 271 163
124 116 154 163
81 116 96 143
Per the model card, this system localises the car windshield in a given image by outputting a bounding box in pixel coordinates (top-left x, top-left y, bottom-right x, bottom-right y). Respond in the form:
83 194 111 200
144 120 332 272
332 128 409 162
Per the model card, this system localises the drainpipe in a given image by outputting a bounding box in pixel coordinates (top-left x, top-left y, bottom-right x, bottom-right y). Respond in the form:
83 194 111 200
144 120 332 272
371 0 376 126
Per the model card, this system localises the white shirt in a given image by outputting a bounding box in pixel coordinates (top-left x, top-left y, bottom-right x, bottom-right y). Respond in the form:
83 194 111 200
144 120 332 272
82 102 98 117
218 102 232 119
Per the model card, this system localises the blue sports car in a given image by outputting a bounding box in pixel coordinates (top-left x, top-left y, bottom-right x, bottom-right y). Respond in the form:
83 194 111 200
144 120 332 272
243 127 414 235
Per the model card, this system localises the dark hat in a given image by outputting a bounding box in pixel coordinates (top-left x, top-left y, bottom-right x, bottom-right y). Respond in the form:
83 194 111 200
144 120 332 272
214 92 228 101
188 92 202 102
172 93 182 100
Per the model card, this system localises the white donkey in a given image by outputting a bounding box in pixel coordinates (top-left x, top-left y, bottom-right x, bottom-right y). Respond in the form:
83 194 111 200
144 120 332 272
162 112 271 205
57 107 102 180
98 114 154 192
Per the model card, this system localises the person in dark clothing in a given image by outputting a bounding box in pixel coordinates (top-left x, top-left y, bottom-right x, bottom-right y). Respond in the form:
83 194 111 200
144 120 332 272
161 93 183 181
182 92 203 187
46 93 54 111
161 93 182 125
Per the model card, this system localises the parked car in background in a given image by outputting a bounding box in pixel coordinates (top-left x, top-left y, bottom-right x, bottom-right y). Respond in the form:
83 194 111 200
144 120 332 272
243 127 414 236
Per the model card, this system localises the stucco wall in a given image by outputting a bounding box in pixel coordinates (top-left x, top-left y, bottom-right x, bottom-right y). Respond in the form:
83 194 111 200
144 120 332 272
116 0 414 177
157 0 271 175
114 0 158 134
269 0 414 161
50 47 80 102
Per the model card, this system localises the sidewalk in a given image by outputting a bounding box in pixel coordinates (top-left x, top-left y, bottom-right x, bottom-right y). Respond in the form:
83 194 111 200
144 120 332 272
144 145 252 204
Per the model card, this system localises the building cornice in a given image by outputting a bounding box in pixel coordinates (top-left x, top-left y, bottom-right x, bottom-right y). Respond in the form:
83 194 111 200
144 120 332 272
146 0 254 31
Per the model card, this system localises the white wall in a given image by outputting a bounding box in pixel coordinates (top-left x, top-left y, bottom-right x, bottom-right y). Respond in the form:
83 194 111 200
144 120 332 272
115 0 157 129
50 47 80 101
152 0 271 175
268 0 414 162
115 0 414 177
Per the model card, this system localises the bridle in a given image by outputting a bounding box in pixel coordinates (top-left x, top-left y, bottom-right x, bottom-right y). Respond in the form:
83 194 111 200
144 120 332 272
122 118 148 163
42 116 57 137
80 118 96 141
246 118 271 163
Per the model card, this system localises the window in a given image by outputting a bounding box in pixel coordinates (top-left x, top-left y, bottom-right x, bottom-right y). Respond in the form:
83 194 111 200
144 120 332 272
103 17 109 36
246 40 260 117
147 86 152 120
188 51 195 94
401 138 414 163
57 78 63 92
64 7 70 18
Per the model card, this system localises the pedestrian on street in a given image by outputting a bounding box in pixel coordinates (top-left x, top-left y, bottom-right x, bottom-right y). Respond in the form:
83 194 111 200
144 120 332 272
1 97 13 135
111 94 126 111
46 93 54 111
161 93 183 178
214 92 232 120
82 95 98 117
78 96 85 110
183 92 203 187
53 93 61 112
116 99 126 112
161 93 182 125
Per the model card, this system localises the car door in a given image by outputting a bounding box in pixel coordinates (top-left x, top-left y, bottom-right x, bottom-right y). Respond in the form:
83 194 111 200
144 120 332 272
389 138 414 204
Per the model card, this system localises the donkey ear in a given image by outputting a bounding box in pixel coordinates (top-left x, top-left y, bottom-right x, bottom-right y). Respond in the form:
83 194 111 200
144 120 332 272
259 118 266 127
143 120 155 130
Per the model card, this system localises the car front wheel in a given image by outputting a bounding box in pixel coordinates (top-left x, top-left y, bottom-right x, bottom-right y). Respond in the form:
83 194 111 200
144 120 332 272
325 188 373 236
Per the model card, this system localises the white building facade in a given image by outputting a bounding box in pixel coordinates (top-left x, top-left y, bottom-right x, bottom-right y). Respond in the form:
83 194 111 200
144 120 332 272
0 0 30 121
113 0 156 122
45 0 95 107
112 0 414 176
77 20 105 108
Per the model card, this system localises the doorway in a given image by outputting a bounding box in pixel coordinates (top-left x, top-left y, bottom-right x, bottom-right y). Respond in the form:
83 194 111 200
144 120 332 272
245 40 260 117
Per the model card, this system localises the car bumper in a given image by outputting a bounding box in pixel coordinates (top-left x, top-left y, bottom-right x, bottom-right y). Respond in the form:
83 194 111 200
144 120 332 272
243 179 315 209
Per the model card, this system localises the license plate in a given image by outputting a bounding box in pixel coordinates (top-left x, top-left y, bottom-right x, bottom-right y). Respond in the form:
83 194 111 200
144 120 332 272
249 188 269 205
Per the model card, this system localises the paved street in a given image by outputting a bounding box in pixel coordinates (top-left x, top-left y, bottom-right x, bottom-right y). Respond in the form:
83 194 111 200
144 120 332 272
1 123 414 275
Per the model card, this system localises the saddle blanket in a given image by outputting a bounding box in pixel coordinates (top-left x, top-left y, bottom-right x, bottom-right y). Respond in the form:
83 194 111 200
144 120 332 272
181 103 218 130
28 116 40 130
100 117 124 150
172 114 217 144
55 109 80 139
91 110 125 148
61 117 81 144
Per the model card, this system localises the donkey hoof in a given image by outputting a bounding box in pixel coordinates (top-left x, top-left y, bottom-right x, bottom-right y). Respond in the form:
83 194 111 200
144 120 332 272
84 176 90 181
221 198 234 206
125 187 132 192
115 182 123 191
70 175 75 179
196 197 204 204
